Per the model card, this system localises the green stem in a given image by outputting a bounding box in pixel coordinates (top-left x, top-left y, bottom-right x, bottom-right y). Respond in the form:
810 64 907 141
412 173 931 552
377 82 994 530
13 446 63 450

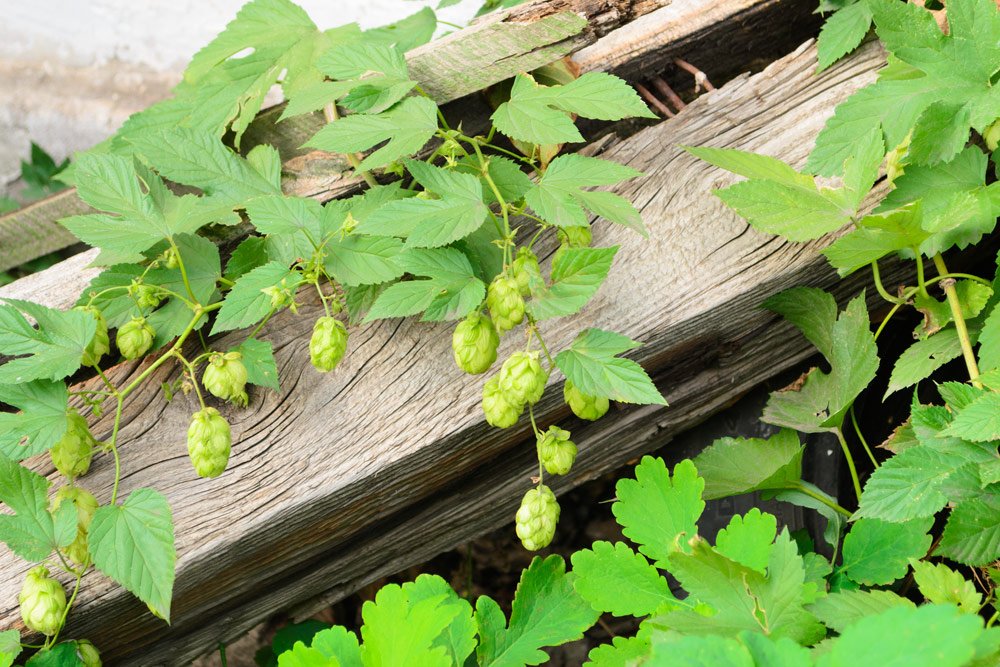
109 397 125 505
791 482 852 518
169 239 199 305
849 405 879 469
870 261 903 304
835 427 863 504
324 103 378 188
173 352 207 410
933 254 982 387
529 320 555 368
914 252 929 299
49 567 84 646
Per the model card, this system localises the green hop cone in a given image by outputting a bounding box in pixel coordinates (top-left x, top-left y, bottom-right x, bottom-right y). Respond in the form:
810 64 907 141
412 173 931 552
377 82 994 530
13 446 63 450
537 426 577 475
310 316 348 373
486 276 525 332
129 282 162 311
75 305 109 367
510 247 541 297
984 119 1000 152
117 316 154 360
187 407 231 478
50 486 98 566
499 351 548 406
452 312 500 375
482 375 523 428
202 351 249 407
50 410 96 481
75 639 102 667
557 224 592 248
563 379 610 421
515 485 559 551
19 566 67 636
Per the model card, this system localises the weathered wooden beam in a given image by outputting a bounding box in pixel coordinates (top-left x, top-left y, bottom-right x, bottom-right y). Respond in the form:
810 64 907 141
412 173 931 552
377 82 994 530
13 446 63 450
0 39 892 663
0 0 669 273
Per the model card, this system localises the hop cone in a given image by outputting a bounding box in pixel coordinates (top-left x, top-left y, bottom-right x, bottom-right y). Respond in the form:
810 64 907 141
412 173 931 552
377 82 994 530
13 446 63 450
515 485 559 551
310 317 348 372
499 351 547 406
50 486 98 566
187 407 231 478
117 317 154 360
202 351 249 407
76 640 102 667
563 380 610 421
50 410 96 481
19 566 66 636
537 426 577 475
511 247 541 297
75 305 109 367
487 276 525 332
452 313 500 375
482 375 523 428
985 119 1000 152
130 282 162 310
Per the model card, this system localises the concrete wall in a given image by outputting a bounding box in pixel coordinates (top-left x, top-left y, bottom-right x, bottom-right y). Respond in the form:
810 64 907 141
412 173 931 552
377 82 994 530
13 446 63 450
0 0 477 192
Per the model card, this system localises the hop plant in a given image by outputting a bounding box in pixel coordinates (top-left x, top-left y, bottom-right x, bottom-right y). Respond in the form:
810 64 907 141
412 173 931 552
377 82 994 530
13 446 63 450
984 119 1000 152
75 639 102 667
202 351 249 407
310 316 348 372
499 351 548 406
50 409 96 481
187 407 232 478
50 486 98 565
537 426 577 475
452 312 500 374
486 275 525 332
19 566 67 636
75 305 109 367
129 281 162 311
515 485 559 551
511 247 541 297
563 379 610 421
482 375 523 428
557 224 592 248
117 316 154 360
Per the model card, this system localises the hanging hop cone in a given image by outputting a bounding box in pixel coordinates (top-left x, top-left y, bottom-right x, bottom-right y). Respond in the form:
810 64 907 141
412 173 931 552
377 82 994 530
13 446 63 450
50 410 96 481
187 407 231 478
557 225 592 248
117 316 154 360
129 281 162 311
482 375 523 428
515 485 560 551
452 312 500 375
486 276 525 332
50 486 98 566
563 379 610 421
537 426 578 475
511 247 541 297
75 305 109 367
310 316 348 373
75 640 102 667
499 351 548 406
202 351 249 407
19 566 67 636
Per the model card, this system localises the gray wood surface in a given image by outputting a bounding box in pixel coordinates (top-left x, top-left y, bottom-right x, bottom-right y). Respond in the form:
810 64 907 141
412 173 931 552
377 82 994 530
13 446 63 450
0 39 895 664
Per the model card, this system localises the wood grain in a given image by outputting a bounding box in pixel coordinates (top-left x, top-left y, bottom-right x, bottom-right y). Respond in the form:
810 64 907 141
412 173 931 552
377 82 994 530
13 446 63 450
0 39 894 663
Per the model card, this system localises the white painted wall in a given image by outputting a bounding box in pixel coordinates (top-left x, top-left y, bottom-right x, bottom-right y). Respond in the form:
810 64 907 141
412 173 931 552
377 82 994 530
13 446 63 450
0 0 478 192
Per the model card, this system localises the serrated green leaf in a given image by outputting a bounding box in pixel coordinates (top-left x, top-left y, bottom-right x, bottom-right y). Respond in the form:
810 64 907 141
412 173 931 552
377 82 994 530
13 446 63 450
936 495 1000 566
683 146 815 187
0 630 20 667
324 235 404 287
713 178 852 242
739 632 812 667
978 299 1000 372
304 96 438 171
525 155 645 234
0 301 95 384
715 509 778 573
571 541 676 617
816 1 873 71
24 643 82 667
555 327 664 404
648 634 753 667
365 248 483 322
840 517 932 585
806 589 915 634
585 635 650 667
0 380 68 460
145 234 222 347
693 429 804 500
764 287 838 357
909 559 982 612
822 205 928 276
358 580 457 667
816 604 983 667
246 195 325 239
213 262 300 334
225 236 270 282
855 445 971 521
89 488 175 621
529 246 617 320
612 457 704 566
909 102 972 166
304 626 361 667
0 457 76 561
491 72 655 145
454 156 533 206
363 6 437 52
941 391 1000 442
886 328 969 397
315 43 416 115
403 575 476 666
476 555 599 667
237 338 280 392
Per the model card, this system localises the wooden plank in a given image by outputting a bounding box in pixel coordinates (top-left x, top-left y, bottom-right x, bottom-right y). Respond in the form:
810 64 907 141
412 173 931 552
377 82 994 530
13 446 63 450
0 40 892 664
0 0 667 273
